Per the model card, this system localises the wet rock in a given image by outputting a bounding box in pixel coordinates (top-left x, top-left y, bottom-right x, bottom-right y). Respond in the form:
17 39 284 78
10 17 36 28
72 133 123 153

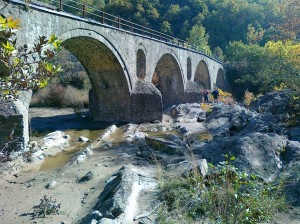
79 136 90 142
41 131 70 156
99 125 117 141
46 180 58 189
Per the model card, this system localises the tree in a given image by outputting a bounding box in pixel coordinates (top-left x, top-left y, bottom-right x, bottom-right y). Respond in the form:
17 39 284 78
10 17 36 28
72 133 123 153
161 20 172 35
226 40 300 96
0 16 62 100
271 0 300 41
187 24 211 54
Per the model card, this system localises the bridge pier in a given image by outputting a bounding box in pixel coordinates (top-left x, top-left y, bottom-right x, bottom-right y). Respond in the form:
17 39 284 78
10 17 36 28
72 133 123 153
89 81 162 122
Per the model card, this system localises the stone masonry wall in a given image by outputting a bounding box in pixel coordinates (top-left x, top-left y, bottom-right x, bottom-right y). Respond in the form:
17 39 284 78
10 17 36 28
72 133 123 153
0 99 27 154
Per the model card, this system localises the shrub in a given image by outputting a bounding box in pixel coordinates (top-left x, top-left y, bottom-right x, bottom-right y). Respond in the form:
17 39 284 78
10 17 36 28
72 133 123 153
243 90 255 106
158 156 286 224
62 86 89 108
219 89 236 105
31 82 89 109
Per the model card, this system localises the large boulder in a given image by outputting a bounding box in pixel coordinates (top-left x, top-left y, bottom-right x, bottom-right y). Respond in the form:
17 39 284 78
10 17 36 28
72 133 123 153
250 89 292 116
193 132 287 181
205 104 253 136
165 103 204 123
81 165 157 224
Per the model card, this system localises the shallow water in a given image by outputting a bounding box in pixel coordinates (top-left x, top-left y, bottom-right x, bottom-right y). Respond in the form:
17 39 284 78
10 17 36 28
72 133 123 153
38 129 105 171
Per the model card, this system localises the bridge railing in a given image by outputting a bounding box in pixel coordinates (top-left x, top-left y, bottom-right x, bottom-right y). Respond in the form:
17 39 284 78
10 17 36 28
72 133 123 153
21 0 222 62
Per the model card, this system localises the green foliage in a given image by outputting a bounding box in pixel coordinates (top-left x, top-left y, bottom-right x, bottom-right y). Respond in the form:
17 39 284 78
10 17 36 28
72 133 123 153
226 40 300 96
0 16 61 100
187 24 211 54
158 156 286 224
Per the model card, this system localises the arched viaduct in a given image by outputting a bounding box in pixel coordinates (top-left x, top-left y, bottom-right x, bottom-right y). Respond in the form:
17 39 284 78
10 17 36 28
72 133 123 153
1 0 228 123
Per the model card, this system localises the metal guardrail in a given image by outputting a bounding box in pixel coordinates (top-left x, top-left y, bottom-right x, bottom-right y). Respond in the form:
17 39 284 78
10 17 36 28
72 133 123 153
12 0 223 63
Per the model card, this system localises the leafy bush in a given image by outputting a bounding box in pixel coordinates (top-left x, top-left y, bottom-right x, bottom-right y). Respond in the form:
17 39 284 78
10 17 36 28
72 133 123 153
63 85 89 108
158 156 286 224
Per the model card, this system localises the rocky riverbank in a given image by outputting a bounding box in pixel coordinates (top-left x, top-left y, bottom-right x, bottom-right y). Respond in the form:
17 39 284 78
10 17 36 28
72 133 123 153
0 89 300 224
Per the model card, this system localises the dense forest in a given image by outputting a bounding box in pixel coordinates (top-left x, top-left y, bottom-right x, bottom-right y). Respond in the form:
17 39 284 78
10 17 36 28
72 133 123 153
41 0 300 98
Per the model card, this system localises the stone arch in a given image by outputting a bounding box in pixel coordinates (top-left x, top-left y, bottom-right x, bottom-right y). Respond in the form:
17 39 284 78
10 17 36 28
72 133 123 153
152 53 184 109
60 31 131 122
136 49 146 80
59 29 132 90
216 68 225 89
187 57 192 80
194 60 211 90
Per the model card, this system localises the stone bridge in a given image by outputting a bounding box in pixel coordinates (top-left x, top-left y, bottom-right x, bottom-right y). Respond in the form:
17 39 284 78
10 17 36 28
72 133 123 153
1 0 227 123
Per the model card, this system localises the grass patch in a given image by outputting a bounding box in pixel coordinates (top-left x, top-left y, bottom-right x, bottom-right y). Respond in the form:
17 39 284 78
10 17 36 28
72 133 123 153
157 156 286 224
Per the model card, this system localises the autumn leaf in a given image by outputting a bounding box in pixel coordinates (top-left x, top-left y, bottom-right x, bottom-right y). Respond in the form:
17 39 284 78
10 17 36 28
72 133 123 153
6 16 21 29
0 16 6 28
48 34 58 44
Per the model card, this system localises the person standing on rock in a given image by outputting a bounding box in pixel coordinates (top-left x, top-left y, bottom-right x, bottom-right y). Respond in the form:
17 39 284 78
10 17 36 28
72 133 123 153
212 88 219 103
202 89 209 104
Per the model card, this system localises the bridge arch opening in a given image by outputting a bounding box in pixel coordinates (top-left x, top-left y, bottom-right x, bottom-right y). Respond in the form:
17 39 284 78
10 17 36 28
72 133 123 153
136 49 146 80
61 36 131 122
194 60 211 90
187 57 192 80
216 68 226 90
152 53 184 109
